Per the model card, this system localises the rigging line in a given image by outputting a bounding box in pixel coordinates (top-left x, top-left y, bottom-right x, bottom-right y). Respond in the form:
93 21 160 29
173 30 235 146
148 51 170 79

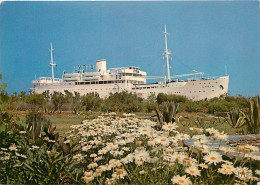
172 54 197 72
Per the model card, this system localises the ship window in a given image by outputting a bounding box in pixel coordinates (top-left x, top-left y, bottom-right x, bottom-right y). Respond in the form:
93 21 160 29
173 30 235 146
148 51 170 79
147 87 150 89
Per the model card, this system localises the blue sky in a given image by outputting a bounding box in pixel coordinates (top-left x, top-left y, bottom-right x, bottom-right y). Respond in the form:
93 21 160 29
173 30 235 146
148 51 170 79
0 1 259 96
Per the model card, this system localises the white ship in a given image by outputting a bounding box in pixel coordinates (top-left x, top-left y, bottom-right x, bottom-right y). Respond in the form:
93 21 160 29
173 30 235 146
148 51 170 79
32 26 229 101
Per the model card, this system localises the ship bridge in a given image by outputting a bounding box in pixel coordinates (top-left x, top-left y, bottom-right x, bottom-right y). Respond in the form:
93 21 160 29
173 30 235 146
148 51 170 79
63 60 147 85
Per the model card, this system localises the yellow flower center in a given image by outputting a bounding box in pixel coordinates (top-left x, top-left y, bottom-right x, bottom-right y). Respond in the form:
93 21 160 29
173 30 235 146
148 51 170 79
190 170 195 174
210 157 216 160
179 179 185 183
161 138 166 142
226 166 232 170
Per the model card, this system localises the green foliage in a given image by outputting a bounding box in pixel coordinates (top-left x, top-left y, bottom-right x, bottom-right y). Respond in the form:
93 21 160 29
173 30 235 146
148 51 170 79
147 93 157 102
145 101 157 113
22 147 82 184
25 93 45 111
156 93 249 114
0 109 84 184
82 93 102 111
244 96 260 134
102 91 144 112
25 111 59 144
155 101 179 130
157 93 187 104
226 109 246 128
0 74 8 111
51 91 66 113
181 100 207 113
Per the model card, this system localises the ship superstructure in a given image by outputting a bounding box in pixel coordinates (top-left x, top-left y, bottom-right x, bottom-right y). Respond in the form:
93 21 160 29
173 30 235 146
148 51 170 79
32 26 229 101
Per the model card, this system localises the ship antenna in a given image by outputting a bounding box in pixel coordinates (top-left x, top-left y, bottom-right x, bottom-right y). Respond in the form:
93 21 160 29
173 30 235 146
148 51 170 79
49 42 56 82
163 25 171 83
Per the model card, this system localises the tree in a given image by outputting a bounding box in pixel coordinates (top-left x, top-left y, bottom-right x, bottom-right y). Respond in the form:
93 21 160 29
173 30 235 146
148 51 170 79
25 93 45 111
0 74 8 111
82 93 102 111
51 91 66 113
72 92 82 114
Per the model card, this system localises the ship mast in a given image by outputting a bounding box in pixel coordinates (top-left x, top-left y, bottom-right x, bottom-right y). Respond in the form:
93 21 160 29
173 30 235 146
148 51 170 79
163 25 171 83
50 42 56 82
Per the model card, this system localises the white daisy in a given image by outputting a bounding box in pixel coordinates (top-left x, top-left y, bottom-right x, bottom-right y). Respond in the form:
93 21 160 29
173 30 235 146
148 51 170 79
171 175 192 185
83 170 94 183
162 122 178 131
176 133 190 141
203 152 222 165
185 166 201 177
235 167 253 181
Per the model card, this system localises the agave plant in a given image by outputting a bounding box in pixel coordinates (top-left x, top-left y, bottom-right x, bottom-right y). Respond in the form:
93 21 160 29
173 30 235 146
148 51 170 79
244 96 260 134
155 101 179 130
25 111 59 143
226 109 246 128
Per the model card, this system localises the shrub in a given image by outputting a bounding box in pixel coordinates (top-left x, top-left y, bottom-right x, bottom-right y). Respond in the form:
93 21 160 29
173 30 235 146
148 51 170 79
244 96 260 134
82 93 102 111
103 91 144 112
157 93 188 104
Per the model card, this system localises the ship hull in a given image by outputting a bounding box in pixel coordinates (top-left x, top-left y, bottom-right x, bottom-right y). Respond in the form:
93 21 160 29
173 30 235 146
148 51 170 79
33 76 229 101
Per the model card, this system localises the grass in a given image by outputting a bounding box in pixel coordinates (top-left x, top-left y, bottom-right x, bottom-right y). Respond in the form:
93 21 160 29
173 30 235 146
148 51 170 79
47 115 85 136
9 111 246 136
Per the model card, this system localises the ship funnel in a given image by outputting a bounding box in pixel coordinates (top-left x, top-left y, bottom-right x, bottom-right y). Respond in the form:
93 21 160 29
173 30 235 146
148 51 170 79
96 59 107 75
